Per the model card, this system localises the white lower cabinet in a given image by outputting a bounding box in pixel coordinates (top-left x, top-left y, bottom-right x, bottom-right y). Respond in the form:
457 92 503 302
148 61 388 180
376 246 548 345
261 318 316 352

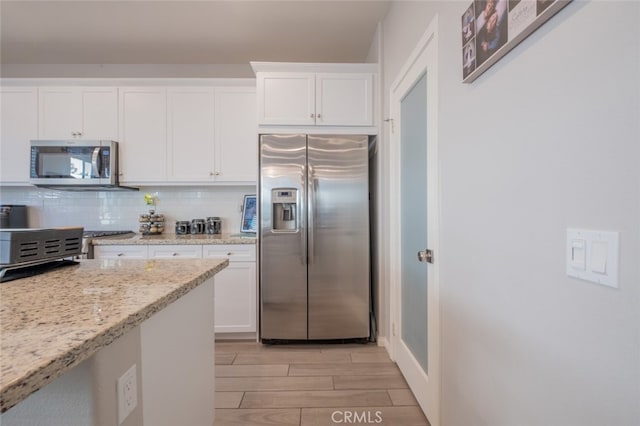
202 245 257 334
148 244 203 259
93 243 257 334
93 245 148 259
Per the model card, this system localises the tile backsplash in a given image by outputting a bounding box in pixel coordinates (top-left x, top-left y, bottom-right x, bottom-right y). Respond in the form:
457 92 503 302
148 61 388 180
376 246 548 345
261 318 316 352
0 185 256 234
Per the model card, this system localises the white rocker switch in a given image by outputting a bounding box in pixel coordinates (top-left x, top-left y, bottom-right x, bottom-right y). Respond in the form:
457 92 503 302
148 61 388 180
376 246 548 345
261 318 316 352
571 239 586 270
591 241 608 274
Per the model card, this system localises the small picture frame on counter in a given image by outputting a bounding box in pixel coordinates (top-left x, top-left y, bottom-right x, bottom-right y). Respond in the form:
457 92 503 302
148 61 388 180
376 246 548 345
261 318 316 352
240 195 257 233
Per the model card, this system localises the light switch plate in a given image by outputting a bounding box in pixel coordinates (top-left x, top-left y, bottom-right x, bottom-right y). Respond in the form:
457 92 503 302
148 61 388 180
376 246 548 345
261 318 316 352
566 229 619 288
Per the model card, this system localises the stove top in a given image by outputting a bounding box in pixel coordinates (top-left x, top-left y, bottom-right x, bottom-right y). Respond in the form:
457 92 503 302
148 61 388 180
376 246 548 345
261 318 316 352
83 230 135 238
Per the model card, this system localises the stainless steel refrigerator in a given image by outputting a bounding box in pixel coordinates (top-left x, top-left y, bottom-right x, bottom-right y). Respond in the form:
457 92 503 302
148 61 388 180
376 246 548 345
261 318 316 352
259 134 370 341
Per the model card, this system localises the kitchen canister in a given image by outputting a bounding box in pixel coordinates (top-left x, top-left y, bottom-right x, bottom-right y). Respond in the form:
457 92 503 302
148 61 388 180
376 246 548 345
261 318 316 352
190 219 206 234
206 217 222 234
175 221 190 235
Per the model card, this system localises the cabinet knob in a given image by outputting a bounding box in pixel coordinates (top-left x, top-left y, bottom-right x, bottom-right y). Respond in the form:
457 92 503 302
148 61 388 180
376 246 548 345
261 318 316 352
227 252 233 256
209 172 214 177
172 253 178 257
310 113 315 118
117 253 124 257
317 114 322 119
215 172 220 176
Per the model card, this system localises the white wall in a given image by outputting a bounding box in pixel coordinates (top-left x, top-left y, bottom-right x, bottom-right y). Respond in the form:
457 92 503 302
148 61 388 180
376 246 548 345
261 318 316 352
380 1 639 425
0 185 255 234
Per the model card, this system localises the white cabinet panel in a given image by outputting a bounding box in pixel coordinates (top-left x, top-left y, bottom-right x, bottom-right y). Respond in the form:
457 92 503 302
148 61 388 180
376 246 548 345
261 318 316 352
81 88 119 139
167 87 216 182
257 73 315 125
93 245 149 259
214 87 258 182
148 245 203 259
38 87 118 139
316 73 373 126
118 87 167 183
202 244 257 333
202 244 256 262
211 262 257 333
0 87 37 184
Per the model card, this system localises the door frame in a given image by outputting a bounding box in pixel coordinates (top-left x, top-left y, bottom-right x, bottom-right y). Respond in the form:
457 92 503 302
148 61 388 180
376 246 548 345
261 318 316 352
388 15 441 426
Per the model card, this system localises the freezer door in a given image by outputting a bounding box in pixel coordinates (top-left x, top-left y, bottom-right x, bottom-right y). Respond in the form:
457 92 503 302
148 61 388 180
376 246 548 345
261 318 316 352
307 135 370 339
260 134 308 340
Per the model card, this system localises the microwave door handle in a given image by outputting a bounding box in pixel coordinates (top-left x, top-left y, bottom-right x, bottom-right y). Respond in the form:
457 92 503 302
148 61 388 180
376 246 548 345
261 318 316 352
91 147 101 178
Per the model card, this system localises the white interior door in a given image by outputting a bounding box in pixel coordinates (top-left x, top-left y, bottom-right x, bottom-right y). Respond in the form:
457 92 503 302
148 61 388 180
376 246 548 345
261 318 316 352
390 17 440 426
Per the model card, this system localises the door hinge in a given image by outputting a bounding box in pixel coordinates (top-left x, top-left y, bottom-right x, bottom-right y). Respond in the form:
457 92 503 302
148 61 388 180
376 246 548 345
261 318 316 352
417 249 434 264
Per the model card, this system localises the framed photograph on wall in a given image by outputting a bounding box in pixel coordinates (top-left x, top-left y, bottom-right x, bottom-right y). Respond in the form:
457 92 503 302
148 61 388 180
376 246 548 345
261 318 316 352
240 195 257 233
462 0 573 83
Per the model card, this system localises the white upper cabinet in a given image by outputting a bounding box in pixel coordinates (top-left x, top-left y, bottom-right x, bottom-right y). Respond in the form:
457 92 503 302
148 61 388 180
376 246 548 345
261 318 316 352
167 87 216 182
38 87 118 140
118 87 167 183
1 79 257 185
214 87 257 182
315 73 373 126
253 63 375 128
0 87 38 184
257 73 315 125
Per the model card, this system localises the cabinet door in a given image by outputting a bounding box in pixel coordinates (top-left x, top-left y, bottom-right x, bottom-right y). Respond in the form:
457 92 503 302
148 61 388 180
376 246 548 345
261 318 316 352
148 244 203 259
118 87 167 183
214 87 258 182
38 87 118 139
257 73 315 125
93 245 149 259
315 73 373 126
38 87 81 139
80 87 118 139
1 87 37 184
213 262 257 333
167 87 216 182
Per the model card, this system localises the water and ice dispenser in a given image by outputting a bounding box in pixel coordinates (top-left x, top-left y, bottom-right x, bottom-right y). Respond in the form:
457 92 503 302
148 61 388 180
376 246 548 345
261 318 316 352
272 189 298 232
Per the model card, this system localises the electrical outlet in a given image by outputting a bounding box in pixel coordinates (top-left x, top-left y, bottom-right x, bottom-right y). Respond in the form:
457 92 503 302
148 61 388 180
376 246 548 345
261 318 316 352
117 364 137 424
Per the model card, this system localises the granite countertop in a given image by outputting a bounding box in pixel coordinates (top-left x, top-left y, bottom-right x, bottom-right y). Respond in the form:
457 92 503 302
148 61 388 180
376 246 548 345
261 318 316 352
91 233 257 246
0 258 228 413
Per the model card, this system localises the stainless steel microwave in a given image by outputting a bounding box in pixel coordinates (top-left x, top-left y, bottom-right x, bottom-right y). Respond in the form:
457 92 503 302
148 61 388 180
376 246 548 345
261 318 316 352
29 140 136 191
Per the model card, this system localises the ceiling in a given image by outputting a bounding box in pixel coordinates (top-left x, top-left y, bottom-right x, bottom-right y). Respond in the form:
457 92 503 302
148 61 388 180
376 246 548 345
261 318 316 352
0 1 391 65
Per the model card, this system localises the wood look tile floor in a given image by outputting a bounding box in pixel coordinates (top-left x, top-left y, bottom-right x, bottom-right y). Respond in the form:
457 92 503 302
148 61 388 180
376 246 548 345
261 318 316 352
214 341 430 426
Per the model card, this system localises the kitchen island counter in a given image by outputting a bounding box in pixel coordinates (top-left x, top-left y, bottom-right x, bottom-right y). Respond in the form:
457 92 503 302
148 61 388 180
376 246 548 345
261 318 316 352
0 258 228 414
91 232 256 246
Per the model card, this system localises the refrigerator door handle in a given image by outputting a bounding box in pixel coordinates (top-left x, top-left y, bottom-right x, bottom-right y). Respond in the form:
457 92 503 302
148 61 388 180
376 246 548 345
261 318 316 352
300 171 307 265
307 166 315 265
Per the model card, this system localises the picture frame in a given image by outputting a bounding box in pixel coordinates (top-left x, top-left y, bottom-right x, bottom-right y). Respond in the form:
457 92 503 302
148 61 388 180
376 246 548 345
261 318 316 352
240 195 257 233
462 0 573 83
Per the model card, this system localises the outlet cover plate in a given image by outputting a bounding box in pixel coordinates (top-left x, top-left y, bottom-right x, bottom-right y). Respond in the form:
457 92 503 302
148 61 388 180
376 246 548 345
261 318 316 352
117 364 137 424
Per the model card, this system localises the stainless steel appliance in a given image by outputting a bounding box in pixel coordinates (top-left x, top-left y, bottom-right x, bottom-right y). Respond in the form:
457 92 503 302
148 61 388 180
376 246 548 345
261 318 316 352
0 205 28 228
29 140 137 191
260 134 371 341
81 230 136 259
0 227 83 282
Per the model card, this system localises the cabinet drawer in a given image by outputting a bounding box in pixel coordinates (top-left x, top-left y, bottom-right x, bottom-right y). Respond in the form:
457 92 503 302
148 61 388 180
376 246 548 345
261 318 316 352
93 245 148 259
148 245 203 259
202 244 256 262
